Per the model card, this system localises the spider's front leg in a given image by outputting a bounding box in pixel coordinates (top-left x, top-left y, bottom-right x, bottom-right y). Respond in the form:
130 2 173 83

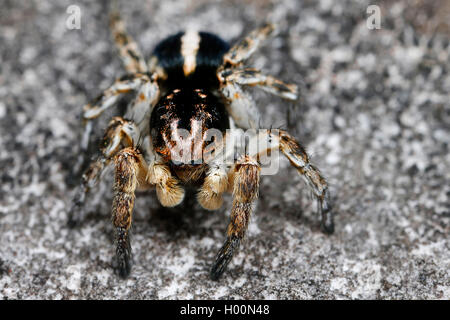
218 70 298 129
218 23 298 129
109 11 148 74
278 130 334 234
220 68 298 101
223 23 275 66
76 8 158 168
68 117 139 227
219 80 262 129
197 163 229 210
210 156 261 280
112 147 152 278
80 73 158 155
70 70 159 226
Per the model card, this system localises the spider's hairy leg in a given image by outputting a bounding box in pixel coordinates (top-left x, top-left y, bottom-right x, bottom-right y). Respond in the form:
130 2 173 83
210 156 260 280
197 164 229 210
147 161 185 208
219 80 261 129
112 147 152 278
123 73 160 133
101 117 141 157
223 23 275 66
278 130 334 234
68 157 108 228
220 68 298 101
68 117 140 227
109 11 148 74
80 74 147 153
77 74 158 175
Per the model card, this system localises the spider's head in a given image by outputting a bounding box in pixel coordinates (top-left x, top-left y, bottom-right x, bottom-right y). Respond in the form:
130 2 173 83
150 88 229 166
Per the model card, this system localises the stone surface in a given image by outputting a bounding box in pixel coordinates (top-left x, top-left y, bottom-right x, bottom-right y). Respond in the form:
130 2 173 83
0 0 448 299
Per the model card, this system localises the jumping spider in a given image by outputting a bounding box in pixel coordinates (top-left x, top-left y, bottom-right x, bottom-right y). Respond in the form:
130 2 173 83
69 11 334 280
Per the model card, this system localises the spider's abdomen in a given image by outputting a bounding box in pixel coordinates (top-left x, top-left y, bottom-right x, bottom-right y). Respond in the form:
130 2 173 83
151 31 230 89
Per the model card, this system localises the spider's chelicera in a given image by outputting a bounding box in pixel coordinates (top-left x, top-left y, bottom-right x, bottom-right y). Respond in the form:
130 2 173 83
69 11 334 280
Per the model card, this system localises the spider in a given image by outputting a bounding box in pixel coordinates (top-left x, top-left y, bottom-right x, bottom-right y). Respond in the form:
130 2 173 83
68 10 334 280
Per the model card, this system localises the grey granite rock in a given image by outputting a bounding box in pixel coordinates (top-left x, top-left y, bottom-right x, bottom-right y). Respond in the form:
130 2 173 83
0 0 448 299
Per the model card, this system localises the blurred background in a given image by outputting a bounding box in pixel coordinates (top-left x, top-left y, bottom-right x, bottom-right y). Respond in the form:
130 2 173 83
0 0 448 299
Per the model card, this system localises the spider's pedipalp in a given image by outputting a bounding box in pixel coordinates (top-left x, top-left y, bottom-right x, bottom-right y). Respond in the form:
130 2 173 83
147 161 185 207
220 68 298 101
112 147 152 278
210 155 260 280
223 23 275 66
109 11 148 74
197 163 229 210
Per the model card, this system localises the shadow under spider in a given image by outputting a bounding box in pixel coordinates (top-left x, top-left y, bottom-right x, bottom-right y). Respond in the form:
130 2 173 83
146 187 222 239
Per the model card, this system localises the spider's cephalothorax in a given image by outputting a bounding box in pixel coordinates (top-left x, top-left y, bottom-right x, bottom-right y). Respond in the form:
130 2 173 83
69 11 335 280
150 88 229 182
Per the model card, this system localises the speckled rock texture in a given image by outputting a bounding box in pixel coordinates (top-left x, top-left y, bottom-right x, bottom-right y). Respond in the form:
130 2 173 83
0 0 448 299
